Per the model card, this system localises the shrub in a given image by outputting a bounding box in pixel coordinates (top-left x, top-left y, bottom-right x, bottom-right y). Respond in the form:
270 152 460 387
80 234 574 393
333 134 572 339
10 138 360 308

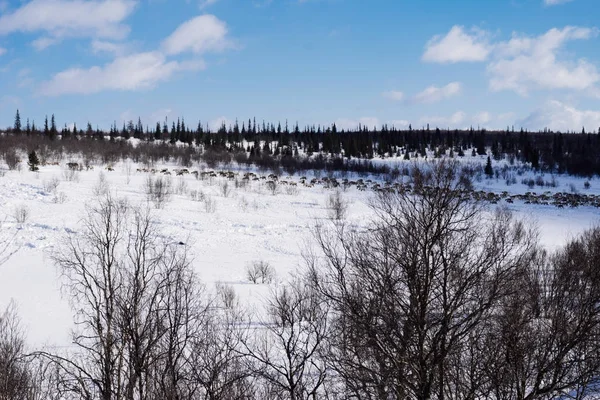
569 183 578 193
93 172 110 197
220 180 231 198
326 190 348 221
246 260 276 284
144 175 172 209
189 189 205 202
62 168 79 182
13 204 29 224
535 176 545 187
43 177 61 194
284 185 299 196
215 282 237 309
52 191 67 204
203 196 216 213
175 176 188 195
4 150 20 170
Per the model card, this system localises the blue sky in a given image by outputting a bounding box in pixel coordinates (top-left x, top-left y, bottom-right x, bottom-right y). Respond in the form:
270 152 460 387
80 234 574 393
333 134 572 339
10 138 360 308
0 0 599 131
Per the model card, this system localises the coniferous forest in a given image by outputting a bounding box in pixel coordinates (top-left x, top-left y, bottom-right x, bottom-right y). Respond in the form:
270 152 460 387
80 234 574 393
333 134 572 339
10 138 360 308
4 109 600 177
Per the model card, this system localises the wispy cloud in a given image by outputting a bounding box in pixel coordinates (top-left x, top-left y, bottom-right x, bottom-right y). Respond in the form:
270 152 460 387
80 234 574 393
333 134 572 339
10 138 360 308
39 51 205 96
413 82 462 104
544 0 574 6
381 90 404 101
199 0 219 9
91 40 131 57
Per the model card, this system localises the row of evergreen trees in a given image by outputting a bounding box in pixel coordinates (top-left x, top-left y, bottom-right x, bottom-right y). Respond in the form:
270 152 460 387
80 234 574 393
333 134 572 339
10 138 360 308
7 109 600 176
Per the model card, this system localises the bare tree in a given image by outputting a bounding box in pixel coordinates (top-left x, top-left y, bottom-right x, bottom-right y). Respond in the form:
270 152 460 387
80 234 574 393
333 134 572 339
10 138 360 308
188 305 253 400
242 276 329 400
0 301 33 400
45 194 199 400
309 161 538 399
483 227 600 400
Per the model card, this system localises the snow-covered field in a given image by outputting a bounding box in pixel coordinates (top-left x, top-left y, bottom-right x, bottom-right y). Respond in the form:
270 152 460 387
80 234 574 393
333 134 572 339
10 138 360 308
1 160 600 349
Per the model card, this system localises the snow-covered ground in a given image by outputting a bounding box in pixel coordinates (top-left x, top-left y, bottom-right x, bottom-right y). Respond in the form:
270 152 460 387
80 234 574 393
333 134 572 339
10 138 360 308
1 160 599 349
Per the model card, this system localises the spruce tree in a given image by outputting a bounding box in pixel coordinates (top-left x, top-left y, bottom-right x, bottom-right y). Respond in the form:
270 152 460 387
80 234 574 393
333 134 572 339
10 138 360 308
484 155 493 177
50 114 57 139
14 109 21 133
28 151 40 171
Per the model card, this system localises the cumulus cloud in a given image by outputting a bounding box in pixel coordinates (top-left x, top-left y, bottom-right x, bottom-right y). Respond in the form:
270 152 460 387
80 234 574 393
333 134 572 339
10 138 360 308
38 14 233 96
39 51 205 96
489 26 599 94
0 0 136 48
422 26 491 63
413 82 462 104
423 25 599 96
381 90 404 101
162 14 231 55
519 100 600 132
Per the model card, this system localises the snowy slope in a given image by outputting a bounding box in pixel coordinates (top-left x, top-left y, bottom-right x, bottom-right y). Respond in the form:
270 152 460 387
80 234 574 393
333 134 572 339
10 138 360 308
0 161 599 348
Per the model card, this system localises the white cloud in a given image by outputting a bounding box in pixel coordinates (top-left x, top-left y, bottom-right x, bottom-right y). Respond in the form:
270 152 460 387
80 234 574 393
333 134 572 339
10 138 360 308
418 111 505 128
473 111 492 125
0 0 136 48
39 51 205 96
0 47 5 56
420 111 467 127
382 90 404 101
388 119 410 128
544 0 574 5
422 26 491 63
208 116 231 131
488 26 599 94
31 36 59 50
38 14 234 96
334 117 380 130
162 14 231 55
422 25 599 96
519 100 600 132
150 108 174 124
413 82 461 104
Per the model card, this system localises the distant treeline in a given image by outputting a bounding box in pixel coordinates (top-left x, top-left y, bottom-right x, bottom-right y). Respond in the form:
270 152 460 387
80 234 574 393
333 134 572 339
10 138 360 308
4 110 600 176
